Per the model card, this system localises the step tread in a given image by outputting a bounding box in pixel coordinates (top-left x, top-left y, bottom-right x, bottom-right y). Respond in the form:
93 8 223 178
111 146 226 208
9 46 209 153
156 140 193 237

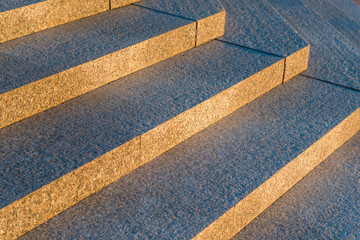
137 0 223 20
233 131 360 240
268 0 360 91
0 5 192 94
303 0 360 49
0 41 281 209
20 76 360 239
0 0 45 13
218 0 308 57
327 0 360 24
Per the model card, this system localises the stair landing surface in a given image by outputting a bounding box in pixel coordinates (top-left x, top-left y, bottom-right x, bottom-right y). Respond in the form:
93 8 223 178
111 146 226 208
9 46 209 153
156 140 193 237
268 0 360 91
218 0 309 82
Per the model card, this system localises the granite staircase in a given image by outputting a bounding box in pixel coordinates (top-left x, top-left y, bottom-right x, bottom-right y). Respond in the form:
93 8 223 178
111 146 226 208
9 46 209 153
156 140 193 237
233 0 360 238
0 0 359 239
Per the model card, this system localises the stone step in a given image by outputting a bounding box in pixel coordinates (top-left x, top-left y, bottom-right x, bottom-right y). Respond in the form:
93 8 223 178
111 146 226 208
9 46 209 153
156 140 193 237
302 0 360 49
18 76 360 239
267 0 360 91
0 0 141 43
0 0 312 238
0 2 225 129
233 130 360 239
0 40 284 240
218 0 309 82
327 0 360 24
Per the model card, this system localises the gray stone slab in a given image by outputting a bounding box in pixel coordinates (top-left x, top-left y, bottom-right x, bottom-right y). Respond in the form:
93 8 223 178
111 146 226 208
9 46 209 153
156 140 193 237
0 5 192 94
327 0 360 24
218 0 308 57
0 41 281 210
303 0 360 49
268 0 360 91
0 0 45 13
136 0 223 20
233 131 360 240
20 76 360 239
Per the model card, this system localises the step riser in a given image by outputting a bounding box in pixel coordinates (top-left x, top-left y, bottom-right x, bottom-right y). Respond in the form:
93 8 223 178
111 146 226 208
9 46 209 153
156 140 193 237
0 23 197 129
284 45 310 82
194 108 360 240
112 0 141 9
196 11 226 46
0 9 226 130
0 56 285 240
0 0 141 43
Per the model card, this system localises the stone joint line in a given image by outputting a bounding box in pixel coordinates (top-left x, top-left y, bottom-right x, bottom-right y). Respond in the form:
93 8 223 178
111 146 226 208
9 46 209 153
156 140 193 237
215 39 284 58
300 74 360 93
131 3 197 21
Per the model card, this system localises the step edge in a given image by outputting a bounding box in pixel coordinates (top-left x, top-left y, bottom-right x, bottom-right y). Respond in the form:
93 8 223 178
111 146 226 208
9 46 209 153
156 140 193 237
0 0 110 43
0 22 197 129
284 44 310 82
193 107 360 240
0 57 285 240
0 5 226 129
0 0 144 43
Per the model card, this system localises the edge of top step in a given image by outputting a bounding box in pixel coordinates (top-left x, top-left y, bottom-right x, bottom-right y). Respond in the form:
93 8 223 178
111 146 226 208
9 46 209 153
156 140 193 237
1 40 283 240
0 0 142 43
18 76 360 240
0 1 226 129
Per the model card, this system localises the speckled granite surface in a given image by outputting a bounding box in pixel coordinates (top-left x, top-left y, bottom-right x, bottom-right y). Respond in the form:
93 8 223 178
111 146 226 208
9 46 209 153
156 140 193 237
323 0 360 23
233 131 360 240
0 40 284 239
137 0 223 20
0 5 191 94
217 0 309 82
0 0 109 43
219 0 308 58
0 0 45 13
0 4 199 129
20 76 360 239
303 0 360 49
268 0 360 91
111 0 141 9
329 0 360 20
136 0 226 46
0 40 280 209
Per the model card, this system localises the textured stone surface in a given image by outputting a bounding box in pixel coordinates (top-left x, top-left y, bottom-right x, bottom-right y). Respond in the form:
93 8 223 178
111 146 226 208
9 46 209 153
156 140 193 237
284 45 310 82
327 0 360 21
137 0 224 20
19 76 360 239
268 0 360 91
219 0 308 58
197 108 360 240
137 0 226 45
196 11 226 45
0 5 196 129
0 0 109 43
111 0 141 9
217 0 309 82
233 131 360 240
0 0 45 13
303 0 360 49
0 41 283 239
